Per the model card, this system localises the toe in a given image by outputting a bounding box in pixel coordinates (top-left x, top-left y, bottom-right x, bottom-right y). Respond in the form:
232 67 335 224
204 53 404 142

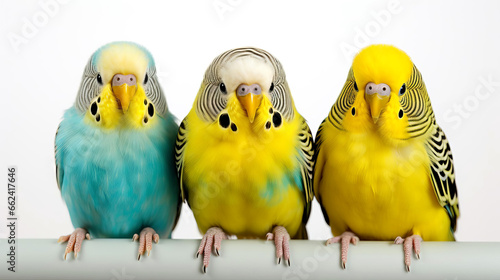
283 234 291 266
58 234 70 243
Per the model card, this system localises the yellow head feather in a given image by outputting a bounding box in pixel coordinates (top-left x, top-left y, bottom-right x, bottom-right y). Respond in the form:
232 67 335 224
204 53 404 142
96 43 149 85
352 44 413 91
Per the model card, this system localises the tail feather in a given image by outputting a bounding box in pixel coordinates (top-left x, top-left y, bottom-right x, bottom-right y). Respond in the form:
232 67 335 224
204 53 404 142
293 223 308 240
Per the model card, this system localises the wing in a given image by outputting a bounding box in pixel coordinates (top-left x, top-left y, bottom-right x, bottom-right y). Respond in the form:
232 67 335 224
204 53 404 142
54 124 63 192
425 123 460 231
296 116 315 227
175 118 188 202
312 119 330 225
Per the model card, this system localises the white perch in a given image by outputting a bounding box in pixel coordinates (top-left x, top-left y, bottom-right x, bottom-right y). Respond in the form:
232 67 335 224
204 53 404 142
0 239 498 279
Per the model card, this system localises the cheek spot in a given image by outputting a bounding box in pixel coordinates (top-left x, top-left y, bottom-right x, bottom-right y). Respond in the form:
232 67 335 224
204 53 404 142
272 112 282 128
219 113 230 128
231 123 237 132
90 102 98 116
148 103 154 117
265 121 271 130
399 109 404 119
96 114 101 122
351 107 356 116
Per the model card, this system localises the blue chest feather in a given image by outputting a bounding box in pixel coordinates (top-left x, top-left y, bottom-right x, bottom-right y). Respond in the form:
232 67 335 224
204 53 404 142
55 108 180 238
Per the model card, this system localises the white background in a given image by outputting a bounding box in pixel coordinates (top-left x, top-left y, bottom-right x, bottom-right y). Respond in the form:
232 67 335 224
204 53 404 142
1 0 499 242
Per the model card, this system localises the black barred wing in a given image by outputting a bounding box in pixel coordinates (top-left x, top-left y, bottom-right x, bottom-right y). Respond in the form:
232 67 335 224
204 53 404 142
297 117 315 226
312 119 331 226
54 124 63 192
426 123 459 231
175 118 188 202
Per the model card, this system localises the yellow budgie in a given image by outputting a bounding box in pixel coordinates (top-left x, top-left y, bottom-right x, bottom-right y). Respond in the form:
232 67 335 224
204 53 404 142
175 47 314 273
314 44 459 271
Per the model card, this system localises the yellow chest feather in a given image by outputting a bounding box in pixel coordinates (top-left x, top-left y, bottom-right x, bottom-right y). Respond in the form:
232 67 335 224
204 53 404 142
184 97 305 237
317 123 453 240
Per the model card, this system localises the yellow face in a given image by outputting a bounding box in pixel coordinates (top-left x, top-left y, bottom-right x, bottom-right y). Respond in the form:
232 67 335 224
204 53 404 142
343 45 414 140
84 43 156 129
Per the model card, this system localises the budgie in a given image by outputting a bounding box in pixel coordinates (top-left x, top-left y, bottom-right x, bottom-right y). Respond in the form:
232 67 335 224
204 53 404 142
175 47 314 272
314 44 459 271
55 42 180 260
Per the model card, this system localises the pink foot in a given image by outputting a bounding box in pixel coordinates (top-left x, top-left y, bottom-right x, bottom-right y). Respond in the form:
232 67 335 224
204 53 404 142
394 234 422 272
133 227 160 260
326 231 359 269
197 227 228 273
266 226 291 266
58 228 90 260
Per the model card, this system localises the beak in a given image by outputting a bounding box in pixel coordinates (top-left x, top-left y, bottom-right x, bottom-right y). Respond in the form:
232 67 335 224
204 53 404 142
365 93 390 124
237 93 263 123
112 84 137 112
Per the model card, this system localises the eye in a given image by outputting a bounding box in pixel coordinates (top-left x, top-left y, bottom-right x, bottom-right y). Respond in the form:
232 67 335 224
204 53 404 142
144 73 148 84
96 73 103 85
219 83 227 94
353 81 358 91
269 82 274 92
399 83 406 95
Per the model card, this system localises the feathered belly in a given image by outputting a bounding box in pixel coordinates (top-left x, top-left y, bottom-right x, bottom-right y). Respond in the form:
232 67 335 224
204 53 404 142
186 152 304 238
319 131 449 240
60 143 178 238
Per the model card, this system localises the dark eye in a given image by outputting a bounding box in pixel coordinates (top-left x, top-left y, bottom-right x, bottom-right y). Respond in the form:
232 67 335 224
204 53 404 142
353 81 358 91
96 73 103 85
144 73 148 84
399 83 406 95
219 83 227 94
269 83 274 92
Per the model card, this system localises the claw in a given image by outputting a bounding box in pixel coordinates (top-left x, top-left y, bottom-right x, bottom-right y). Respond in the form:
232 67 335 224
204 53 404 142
326 231 359 269
267 226 291 267
197 227 228 273
59 228 89 260
133 227 159 261
394 234 422 272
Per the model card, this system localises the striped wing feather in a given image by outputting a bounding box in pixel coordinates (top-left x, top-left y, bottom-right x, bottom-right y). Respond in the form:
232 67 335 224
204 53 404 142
426 123 459 231
175 118 188 202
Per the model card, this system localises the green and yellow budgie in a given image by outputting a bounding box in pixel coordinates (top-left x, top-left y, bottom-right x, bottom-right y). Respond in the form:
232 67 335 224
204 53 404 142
175 47 314 272
314 45 459 271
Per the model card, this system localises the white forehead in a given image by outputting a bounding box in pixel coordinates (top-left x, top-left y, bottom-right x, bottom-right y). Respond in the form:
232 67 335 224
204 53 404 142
218 56 274 93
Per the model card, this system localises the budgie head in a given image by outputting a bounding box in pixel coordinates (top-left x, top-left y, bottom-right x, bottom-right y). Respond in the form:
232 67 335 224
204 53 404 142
75 42 167 128
334 44 435 140
193 47 295 132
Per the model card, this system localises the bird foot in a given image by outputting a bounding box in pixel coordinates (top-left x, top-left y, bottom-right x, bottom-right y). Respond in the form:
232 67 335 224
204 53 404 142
326 231 359 269
394 234 422 272
266 226 291 266
197 227 228 273
58 228 90 260
133 227 160 260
